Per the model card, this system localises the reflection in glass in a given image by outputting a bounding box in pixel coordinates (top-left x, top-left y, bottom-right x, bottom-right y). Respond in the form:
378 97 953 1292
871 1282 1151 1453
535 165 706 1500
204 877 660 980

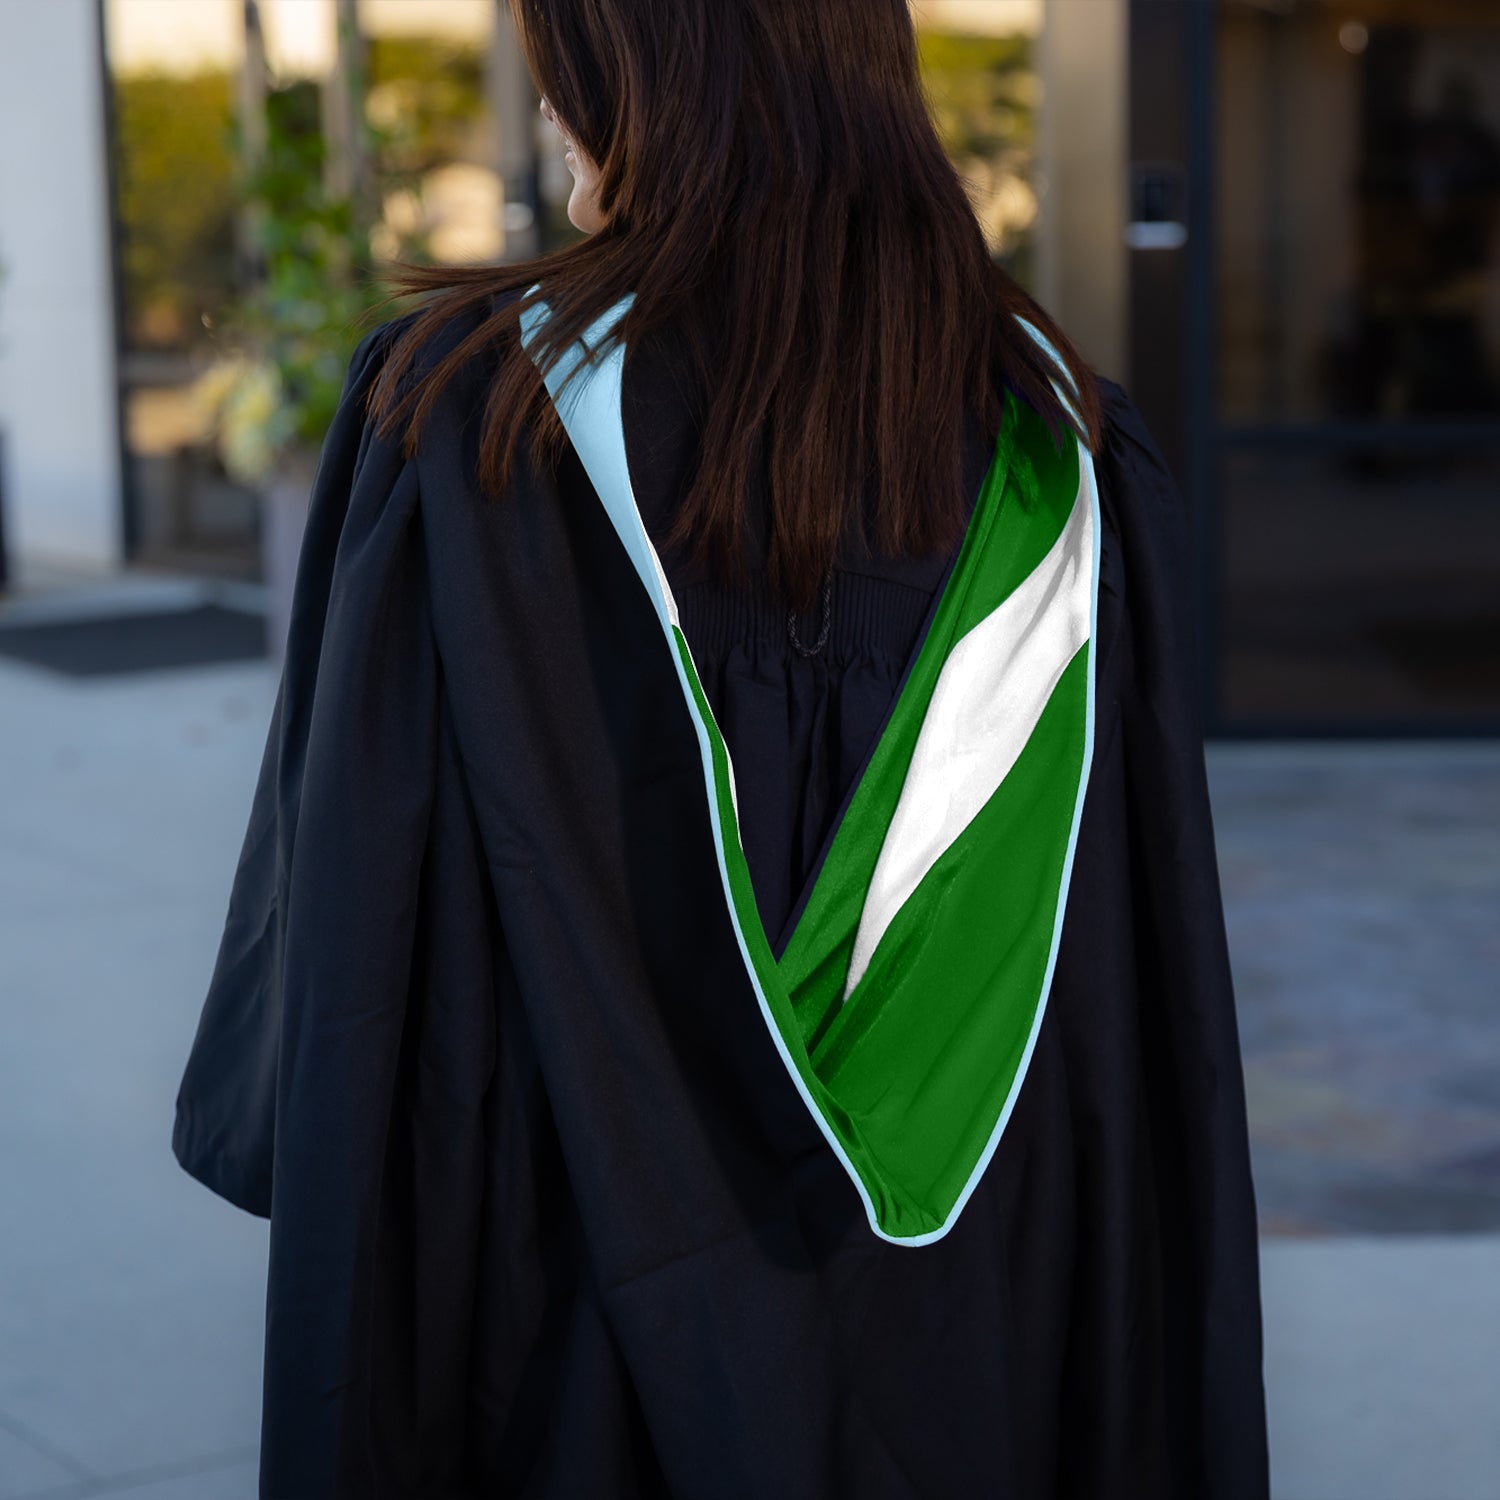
1217 0 1500 423
910 0 1042 276
1214 1 1500 730
103 0 500 576
1220 444 1500 725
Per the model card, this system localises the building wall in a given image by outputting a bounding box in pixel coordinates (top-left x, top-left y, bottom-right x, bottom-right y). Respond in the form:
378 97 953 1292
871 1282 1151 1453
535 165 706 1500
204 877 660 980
0 0 124 580
1037 0 1128 385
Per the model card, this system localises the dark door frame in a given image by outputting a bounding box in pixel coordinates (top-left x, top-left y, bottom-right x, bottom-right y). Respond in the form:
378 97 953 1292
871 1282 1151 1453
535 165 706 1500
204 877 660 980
1125 0 1223 734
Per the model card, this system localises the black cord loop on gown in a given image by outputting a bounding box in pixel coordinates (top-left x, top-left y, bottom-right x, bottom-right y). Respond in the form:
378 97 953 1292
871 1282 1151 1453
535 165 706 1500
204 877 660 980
786 565 834 658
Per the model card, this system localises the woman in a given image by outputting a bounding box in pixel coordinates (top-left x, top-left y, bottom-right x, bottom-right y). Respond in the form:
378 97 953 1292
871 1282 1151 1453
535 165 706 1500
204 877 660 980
172 1 1269 1495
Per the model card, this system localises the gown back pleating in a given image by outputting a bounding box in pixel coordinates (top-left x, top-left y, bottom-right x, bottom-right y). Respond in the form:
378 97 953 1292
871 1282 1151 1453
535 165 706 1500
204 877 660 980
171 292 1270 1500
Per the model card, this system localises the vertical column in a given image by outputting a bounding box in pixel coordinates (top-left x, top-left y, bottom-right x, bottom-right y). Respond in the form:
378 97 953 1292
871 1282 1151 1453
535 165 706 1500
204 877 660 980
321 0 371 225
489 0 539 260
0 0 125 580
1035 0 1129 383
238 0 269 293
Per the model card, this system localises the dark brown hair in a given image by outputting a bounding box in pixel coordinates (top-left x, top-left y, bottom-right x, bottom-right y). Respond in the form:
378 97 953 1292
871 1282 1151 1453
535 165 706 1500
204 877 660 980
363 0 1105 613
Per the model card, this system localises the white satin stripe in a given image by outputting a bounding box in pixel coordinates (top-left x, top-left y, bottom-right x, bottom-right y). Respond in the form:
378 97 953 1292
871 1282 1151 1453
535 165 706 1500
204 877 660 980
842 461 1095 1001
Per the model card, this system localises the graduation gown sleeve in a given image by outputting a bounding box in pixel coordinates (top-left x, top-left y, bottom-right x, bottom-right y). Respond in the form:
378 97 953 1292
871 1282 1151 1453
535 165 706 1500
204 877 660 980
1091 376 1269 1496
170 316 424 1218
172 309 511 1492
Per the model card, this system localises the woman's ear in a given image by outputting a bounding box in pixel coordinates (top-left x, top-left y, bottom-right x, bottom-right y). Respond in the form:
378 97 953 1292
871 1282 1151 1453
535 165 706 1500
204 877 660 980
538 95 608 234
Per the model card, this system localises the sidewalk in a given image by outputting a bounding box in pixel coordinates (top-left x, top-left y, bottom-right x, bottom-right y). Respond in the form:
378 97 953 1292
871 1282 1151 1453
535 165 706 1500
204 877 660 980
0 629 1497 1498
1208 741 1500 1236
0 651 271 1498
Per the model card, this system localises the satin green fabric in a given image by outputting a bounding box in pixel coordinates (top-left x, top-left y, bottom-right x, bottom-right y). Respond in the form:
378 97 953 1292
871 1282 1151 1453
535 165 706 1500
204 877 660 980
675 396 1093 1242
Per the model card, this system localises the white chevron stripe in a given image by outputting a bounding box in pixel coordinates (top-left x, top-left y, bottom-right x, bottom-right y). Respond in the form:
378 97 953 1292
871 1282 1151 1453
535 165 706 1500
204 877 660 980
842 459 1095 1001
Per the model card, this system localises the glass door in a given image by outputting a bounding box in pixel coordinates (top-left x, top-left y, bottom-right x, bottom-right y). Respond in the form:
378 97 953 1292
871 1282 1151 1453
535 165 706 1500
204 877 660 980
1212 0 1500 732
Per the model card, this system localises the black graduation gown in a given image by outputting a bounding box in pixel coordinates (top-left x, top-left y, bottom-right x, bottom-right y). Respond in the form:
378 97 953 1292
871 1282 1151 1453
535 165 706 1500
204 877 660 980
171 299 1269 1500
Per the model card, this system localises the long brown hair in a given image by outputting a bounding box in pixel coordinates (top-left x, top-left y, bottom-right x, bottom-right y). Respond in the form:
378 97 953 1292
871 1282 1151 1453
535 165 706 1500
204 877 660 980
364 0 1105 614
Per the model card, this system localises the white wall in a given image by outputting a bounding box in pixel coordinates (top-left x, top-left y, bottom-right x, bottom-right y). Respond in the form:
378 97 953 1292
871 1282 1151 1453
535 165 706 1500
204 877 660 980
0 0 124 580
1036 0 1128 384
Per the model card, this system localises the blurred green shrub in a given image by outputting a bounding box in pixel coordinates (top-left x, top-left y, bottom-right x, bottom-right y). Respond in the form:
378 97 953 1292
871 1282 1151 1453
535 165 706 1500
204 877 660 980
197 62 430 486
365 35 486 177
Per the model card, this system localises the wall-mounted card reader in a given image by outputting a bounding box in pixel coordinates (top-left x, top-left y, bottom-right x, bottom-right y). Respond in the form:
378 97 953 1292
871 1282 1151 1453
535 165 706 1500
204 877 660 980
1127 161 1188 250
